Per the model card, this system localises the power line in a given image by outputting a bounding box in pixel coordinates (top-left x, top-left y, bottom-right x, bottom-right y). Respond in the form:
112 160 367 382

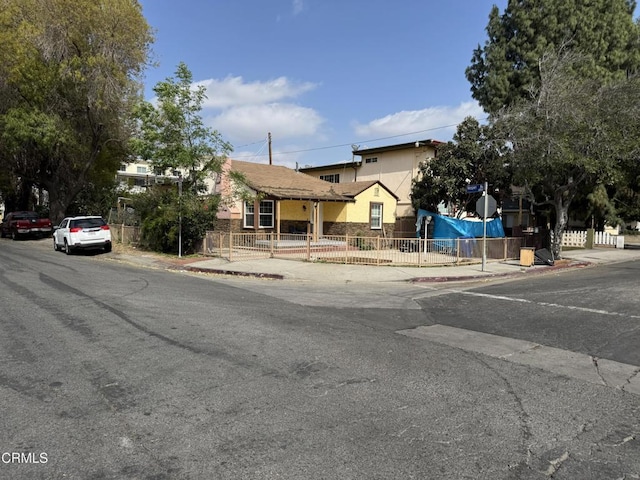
231 119 488 159
233 137 268 149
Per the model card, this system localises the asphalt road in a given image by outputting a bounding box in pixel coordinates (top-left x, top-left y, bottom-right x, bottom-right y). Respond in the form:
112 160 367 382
1 238 639 479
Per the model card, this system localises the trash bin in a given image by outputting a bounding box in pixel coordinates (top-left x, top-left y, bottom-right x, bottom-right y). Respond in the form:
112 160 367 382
519 247 535 267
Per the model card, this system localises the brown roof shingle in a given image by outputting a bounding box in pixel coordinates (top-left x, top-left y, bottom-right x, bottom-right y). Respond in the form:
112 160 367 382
230 160 353 202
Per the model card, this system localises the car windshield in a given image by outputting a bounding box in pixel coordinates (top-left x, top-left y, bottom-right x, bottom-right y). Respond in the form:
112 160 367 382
71 218 105 229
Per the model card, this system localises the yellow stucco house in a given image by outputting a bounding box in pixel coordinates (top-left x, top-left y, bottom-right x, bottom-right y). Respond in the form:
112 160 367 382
214 159 398 238
299 139 442 236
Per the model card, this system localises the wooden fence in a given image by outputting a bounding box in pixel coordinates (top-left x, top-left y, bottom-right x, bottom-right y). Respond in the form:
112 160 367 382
108 224 141 245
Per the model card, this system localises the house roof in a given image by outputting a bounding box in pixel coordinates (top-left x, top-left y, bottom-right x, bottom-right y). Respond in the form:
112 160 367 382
352 139 443 156
298 161 361 173
331 180 399 200
229 160 353 202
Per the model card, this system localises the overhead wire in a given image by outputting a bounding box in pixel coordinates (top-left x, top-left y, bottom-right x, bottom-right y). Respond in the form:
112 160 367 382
231 118 488 159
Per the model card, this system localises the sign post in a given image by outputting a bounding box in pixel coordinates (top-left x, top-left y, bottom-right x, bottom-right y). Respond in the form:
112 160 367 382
475 183 497 272
482 182 488 271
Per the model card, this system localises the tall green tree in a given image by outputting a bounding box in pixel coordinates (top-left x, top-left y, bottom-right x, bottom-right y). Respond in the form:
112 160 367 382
0 0 153 221
131 62 232 193
411 117 511 217
493 53 640 257
130 62 233 253
467 0 640 115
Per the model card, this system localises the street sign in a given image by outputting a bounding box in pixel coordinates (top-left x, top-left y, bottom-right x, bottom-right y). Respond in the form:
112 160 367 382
466 184 484 194
476 194 497 218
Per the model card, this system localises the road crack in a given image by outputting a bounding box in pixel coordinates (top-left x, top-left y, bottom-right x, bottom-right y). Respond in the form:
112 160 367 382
591 356 608 386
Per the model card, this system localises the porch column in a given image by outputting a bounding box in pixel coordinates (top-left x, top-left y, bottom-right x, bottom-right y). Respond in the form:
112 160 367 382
313 201 319 242
276 200 281 242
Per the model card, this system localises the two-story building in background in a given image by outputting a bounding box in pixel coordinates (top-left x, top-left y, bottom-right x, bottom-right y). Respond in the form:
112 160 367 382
300 139 442 236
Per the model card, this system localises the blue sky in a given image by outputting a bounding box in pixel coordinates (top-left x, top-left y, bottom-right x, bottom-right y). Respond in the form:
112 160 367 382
139 0 507 168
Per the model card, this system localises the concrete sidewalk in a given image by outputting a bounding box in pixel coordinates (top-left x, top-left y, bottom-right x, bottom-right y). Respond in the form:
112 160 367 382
110 243 640 284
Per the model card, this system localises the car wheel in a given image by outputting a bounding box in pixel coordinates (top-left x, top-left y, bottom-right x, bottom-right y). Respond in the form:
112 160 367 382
53 237 60 251
104 243 112 253
11 230 19 241
0 229 5 238
64 239 73 255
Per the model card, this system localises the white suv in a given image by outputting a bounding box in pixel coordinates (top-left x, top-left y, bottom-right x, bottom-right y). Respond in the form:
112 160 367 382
53 216 112 255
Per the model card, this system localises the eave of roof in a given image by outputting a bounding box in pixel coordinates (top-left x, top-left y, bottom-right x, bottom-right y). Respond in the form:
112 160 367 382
353 139 443 156
298 161 361 173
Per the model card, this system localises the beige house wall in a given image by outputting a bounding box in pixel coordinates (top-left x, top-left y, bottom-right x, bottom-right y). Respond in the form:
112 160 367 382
302 144 436 219
356 144 435 218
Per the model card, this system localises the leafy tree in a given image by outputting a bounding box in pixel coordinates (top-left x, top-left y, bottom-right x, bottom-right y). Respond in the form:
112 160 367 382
467 0 640 115
130 63 233 253
131 62 232 193
411 117 511 217
493 52 640 257
0 0 153 221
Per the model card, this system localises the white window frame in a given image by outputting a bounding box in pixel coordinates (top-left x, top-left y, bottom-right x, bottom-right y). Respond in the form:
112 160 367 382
370 202 383 230
258 200 275 228
243 202 255 228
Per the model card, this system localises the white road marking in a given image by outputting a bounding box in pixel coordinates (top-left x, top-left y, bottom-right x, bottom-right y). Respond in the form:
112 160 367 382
455 291 640 319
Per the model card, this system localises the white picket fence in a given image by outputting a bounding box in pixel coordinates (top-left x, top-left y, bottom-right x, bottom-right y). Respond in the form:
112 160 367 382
558 230 624 248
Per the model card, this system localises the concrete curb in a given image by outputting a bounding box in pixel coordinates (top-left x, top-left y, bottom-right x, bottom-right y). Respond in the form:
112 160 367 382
410 260 591 283
169 264 285 280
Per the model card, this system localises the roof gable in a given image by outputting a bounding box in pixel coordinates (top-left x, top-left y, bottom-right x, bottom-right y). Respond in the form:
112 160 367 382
229 160 352 202
331 180 399 200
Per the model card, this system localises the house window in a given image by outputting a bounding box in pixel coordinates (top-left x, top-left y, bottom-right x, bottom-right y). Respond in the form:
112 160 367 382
320 174 340 183
244 200 275 228
244 202 255 228
259 200 274 228
370 202 383 230
136 166 147 174
365 157 378 164
119 164 127 171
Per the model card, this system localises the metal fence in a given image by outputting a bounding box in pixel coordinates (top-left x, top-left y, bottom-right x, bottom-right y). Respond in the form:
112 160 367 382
202 231 523 266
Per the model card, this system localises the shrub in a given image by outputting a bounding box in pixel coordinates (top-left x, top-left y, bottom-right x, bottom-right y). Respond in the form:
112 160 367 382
132 186 218 254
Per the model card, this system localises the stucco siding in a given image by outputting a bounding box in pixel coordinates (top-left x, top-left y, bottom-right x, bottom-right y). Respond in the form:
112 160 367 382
279 200 310 221
323 202 347 222
346 186 396 224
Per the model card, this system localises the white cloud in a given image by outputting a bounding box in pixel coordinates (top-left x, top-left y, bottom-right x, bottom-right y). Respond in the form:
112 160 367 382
197 76 317 109
193 75 324 147
292 0 304 15
352 101 486 141
210 103 324 143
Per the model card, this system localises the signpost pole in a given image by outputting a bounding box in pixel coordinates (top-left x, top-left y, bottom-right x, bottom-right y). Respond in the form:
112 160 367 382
482 181 488 272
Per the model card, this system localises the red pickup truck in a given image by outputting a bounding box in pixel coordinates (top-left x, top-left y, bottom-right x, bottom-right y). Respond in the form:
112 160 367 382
0 211 53 240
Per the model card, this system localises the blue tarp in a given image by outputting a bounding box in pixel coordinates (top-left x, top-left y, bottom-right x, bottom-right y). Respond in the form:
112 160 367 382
416 209 505 239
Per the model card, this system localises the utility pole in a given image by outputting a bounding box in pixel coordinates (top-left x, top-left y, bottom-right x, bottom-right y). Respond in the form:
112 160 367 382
268 132 272 165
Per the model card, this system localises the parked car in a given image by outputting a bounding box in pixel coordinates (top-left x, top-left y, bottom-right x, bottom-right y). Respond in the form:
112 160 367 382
53 216 112 254
0 211 53 240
